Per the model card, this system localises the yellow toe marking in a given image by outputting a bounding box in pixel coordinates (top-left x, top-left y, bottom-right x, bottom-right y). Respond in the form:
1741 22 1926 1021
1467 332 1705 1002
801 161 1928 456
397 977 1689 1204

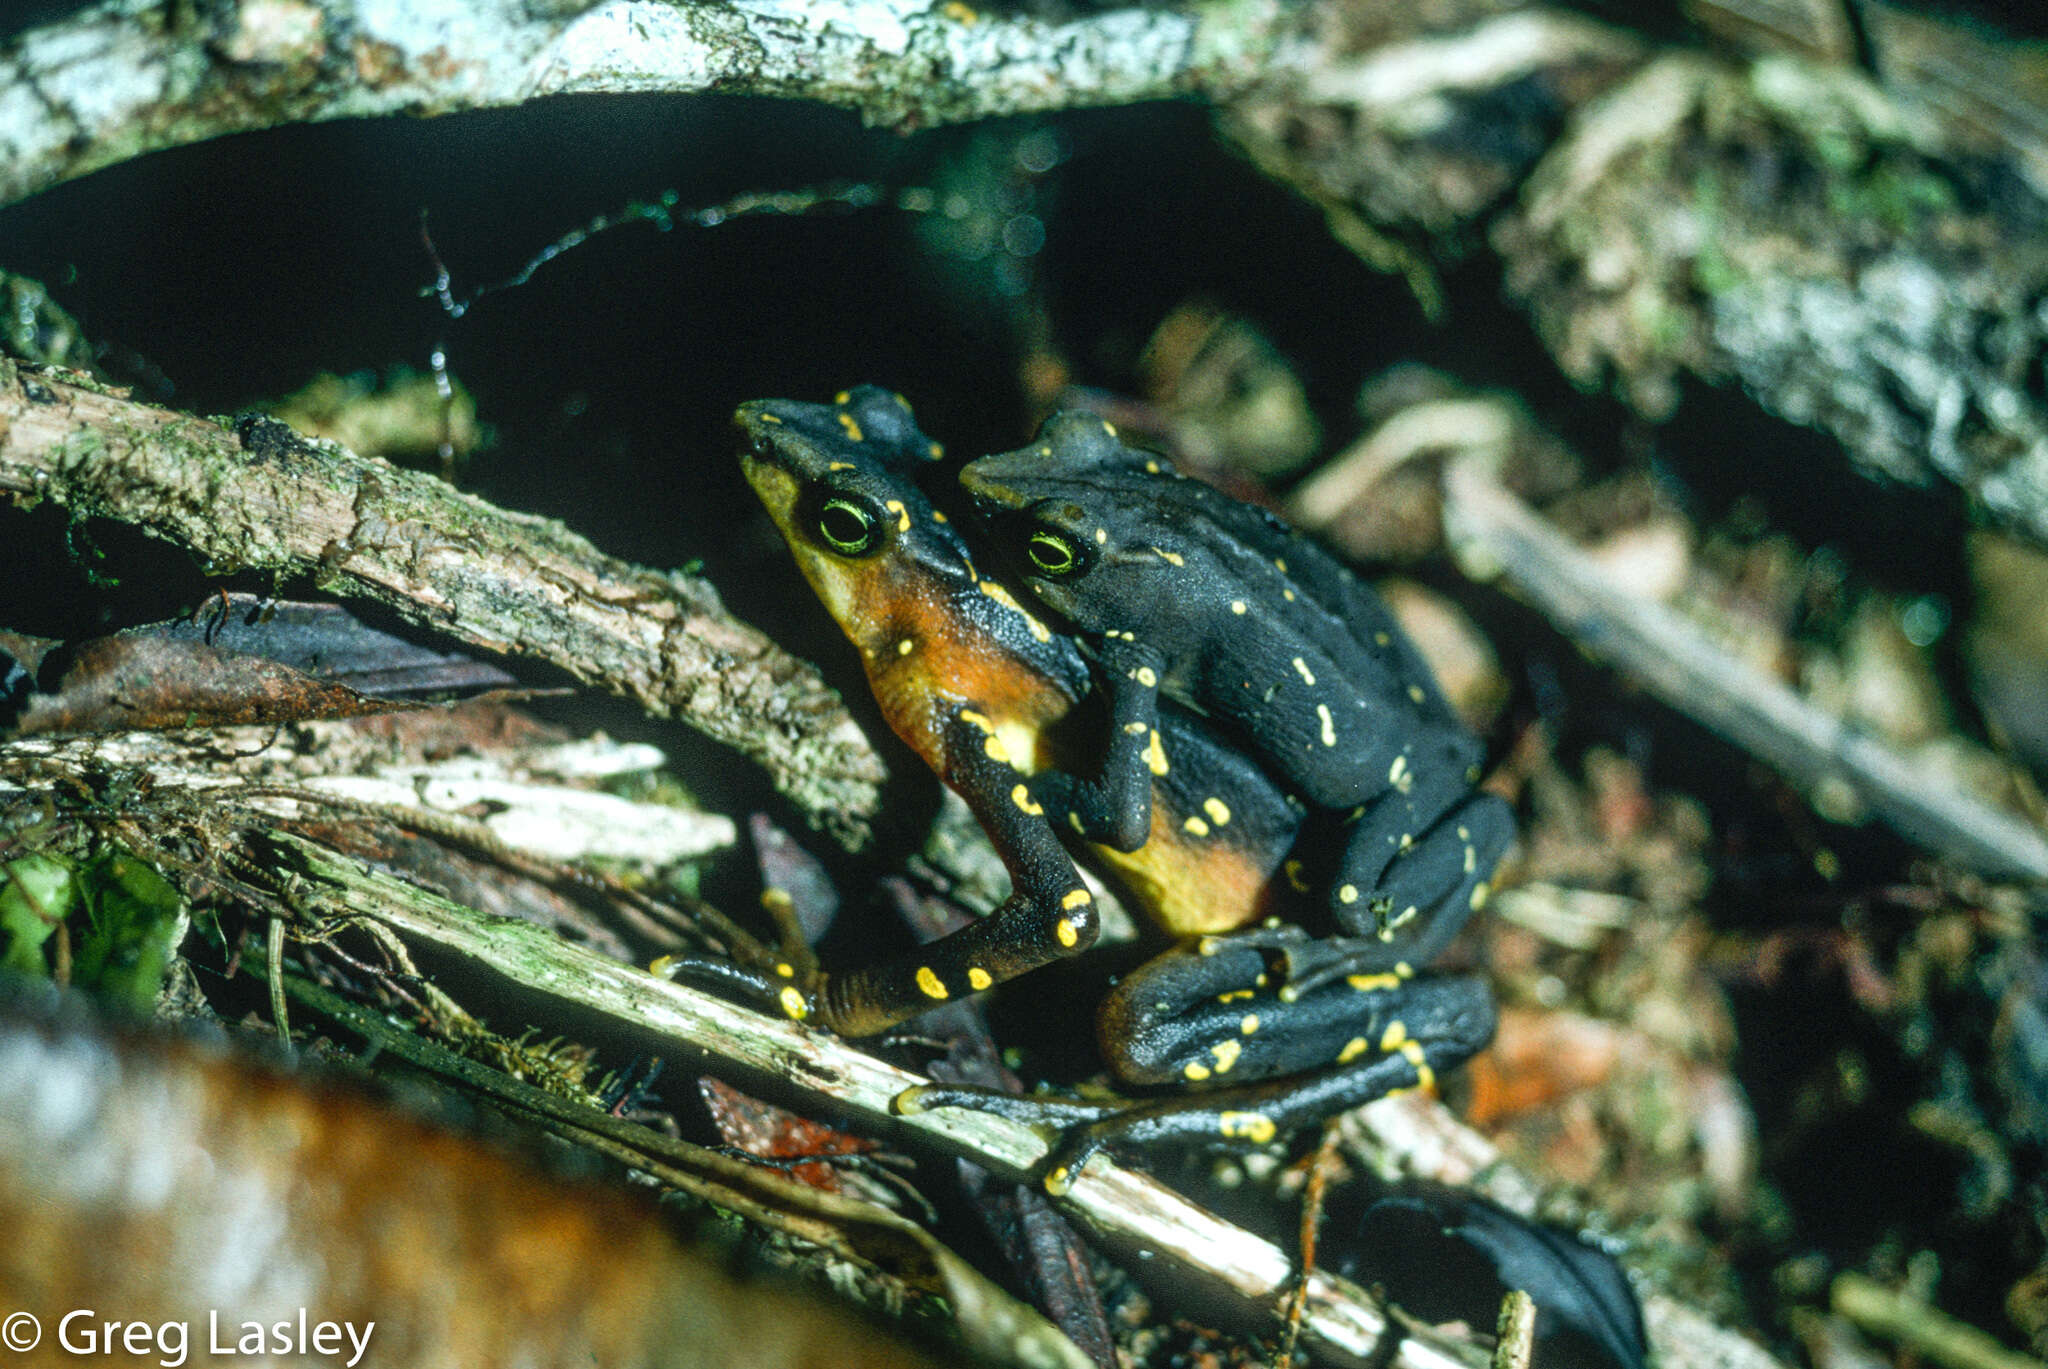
1062 888 1093 910
1218 1111 1276 1144
968 967 993 991
1011 784 1043 816
1056 917 1081 947
916 967 948 1000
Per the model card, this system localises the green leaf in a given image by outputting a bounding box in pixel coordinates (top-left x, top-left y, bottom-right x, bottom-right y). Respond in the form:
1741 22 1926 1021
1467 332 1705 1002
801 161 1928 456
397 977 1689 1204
0 854 77 977
71 849 185 1012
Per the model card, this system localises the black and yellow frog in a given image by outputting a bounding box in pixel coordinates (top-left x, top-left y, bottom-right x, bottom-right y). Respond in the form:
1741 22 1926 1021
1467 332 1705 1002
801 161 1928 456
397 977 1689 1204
736 388 1494 1190
959 411 1515 979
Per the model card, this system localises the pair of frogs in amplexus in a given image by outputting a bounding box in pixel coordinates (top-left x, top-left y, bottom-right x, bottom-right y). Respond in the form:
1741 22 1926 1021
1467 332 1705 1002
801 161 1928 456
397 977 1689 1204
717 385 1512 1194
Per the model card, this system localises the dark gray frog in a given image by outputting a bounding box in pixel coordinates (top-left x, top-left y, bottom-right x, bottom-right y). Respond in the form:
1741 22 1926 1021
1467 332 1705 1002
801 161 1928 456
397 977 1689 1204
959 411 1514 978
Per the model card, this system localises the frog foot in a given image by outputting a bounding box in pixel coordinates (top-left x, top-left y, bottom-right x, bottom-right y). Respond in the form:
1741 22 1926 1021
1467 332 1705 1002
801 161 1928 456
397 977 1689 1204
655 953 820 1025
894 1083 1130 1194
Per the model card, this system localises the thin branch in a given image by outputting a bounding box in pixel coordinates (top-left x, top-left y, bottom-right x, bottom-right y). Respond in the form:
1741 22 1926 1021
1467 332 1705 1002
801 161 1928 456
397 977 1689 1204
0 359 887 847
1440 446 2048 884
0 0 1295 210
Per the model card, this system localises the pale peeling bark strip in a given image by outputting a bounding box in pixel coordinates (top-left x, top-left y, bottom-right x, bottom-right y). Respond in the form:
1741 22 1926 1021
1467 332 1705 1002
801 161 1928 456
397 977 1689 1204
1441 449 2048 884
267 828 1484 1369
0 0 1290 210
0 360 886 846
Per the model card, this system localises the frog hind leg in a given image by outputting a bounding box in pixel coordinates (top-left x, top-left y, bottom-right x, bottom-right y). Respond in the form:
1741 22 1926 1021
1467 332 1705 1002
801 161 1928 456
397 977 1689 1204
1319 765 1515 976
901 957 1494 1193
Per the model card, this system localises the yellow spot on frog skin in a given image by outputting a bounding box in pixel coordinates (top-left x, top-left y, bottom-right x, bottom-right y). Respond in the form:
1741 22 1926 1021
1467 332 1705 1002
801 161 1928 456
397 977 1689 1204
1095 528 1108 544
1465 844 1477 873
1198 937 1222 956
773 961 794 978
1011 784 1043 815
897 638 914 656
916 967 948 1000
1144 460 1160 474
1240 1014 1260 1035
1202 797 1230 826
1338 883 1359 904
927 441 945 461
1348 972 1403 992
1133 665 1158 688
1274 557 1288 572
780 986 809 1019
978 579 1053 642
968 967 993 990
1152 547 1184 566
1056 917 1081 947
1123 721 1147 735
983 734 1011 763
1211 1039 1242 1072
1337 1036 1369 1063
1068 811 1085 834
1218 989 1255 1003
1283 860 1310 893
1375 632 1391 646
1183 815 1211 837
1143 729 1169 776
960 709 994 734
756 412 783 425
1389 754 1412 792
1317 703 1337 747
1062 889 1093 911
1408 684 1427 703
1230 600 1247 615
827 461 855 472
1044 1166 1073 1194
837 412 864 442
1292 657 1316 686
1381 1020 1409 1051
1218 1111 1277 1145
884 498 911 532
1102 420 1118 436
1471 881 1491 910
834 390 852 404
1184 1060 1212 1082
1282 588 1296 602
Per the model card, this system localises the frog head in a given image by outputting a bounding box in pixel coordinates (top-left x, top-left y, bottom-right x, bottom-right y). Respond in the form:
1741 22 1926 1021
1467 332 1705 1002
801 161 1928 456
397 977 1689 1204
736 387 973 630
959 412 1198 631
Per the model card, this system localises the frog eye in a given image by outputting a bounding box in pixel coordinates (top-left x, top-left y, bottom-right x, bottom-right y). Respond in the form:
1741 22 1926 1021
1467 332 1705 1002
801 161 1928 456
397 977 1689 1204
817 497 879 555
1026 528 1082 577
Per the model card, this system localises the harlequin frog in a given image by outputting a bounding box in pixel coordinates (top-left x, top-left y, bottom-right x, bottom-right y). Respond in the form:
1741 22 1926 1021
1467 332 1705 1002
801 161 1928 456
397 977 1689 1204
736 388 1494 1190
959 412 1514 978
